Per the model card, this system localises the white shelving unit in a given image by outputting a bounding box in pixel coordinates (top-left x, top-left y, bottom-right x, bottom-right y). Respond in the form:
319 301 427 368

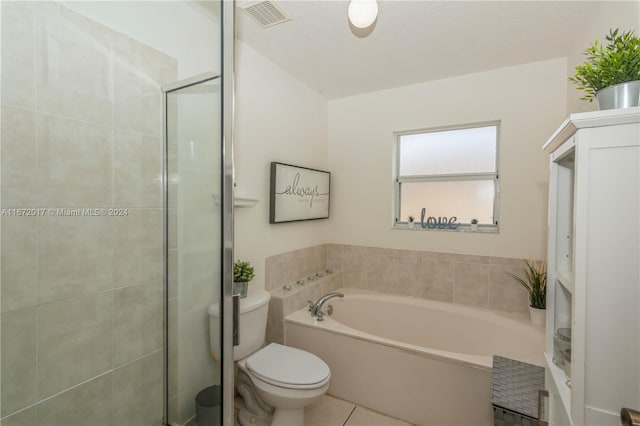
543 107 640 425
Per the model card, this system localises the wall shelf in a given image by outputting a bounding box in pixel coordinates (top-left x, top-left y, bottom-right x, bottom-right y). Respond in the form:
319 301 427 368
211 194 259 207
235 197 258 208
556 270 574 294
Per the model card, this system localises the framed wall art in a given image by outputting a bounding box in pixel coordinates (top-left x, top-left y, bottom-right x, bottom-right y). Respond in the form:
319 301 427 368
269 162 330 223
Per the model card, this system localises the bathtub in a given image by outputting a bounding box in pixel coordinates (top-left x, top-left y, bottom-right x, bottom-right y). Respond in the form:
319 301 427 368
284 288 544 426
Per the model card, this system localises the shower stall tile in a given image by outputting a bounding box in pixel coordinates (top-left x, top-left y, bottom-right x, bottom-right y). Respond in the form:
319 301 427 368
1 307 37 418
37 373 113 426
37 292 112 399
1 2 35 109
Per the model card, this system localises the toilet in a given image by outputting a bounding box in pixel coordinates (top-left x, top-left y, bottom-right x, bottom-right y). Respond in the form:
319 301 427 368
208 290 331 426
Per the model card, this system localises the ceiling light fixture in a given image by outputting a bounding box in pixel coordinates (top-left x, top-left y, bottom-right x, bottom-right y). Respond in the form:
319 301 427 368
348 0 378 29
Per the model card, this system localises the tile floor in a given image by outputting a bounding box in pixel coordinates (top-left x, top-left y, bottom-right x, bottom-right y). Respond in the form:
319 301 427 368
235 394 414 426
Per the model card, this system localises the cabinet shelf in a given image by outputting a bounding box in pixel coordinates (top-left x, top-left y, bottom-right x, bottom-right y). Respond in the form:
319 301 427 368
557 270 574 294
545 353 571 418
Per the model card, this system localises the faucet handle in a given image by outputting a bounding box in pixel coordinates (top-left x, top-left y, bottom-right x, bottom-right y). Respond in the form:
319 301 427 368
307 300 314 311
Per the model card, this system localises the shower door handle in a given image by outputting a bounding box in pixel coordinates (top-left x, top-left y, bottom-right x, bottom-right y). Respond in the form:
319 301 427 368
233 294 239 346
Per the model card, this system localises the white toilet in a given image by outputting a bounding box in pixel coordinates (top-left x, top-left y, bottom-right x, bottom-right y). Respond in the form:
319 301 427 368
208 290 331 426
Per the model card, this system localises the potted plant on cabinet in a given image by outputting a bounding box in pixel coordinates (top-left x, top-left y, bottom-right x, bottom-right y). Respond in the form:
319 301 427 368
569 28 640 110
233 260 255 299
509 260 547 325
470 218 478 231
407 215 415 229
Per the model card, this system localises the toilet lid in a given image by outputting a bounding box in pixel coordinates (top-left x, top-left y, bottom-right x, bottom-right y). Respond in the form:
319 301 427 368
246 343 330 390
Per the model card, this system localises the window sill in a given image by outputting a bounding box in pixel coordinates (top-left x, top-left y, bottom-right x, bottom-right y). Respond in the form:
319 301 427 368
393 224 499 234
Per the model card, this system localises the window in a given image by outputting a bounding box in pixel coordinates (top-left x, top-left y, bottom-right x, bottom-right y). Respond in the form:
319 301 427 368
395 123 499 230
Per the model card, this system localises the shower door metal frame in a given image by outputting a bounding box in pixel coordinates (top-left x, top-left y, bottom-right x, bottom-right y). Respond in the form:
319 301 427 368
160 0 235 422
220 1 237 425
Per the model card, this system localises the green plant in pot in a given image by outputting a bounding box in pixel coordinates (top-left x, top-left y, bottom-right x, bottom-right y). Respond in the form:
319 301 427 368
233 260 255 298
509 260 547 326
570 29 640 110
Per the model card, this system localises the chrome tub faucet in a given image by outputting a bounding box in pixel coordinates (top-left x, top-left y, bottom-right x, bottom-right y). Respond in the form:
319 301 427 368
308 292 344 321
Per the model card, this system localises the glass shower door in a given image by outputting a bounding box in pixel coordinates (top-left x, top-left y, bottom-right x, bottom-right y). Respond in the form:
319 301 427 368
165 74 222 425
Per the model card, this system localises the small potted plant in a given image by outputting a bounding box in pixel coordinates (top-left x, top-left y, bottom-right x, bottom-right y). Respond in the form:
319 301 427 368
509 260 547 325
407 215 415 229
233 260 255 298
470 218 478 231
570 28 640 110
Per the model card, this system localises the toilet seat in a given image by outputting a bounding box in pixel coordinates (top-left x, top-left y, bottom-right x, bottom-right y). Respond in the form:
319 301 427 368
245 343 330 390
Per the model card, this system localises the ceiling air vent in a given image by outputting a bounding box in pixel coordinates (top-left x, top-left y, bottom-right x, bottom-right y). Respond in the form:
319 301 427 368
240 1 292 28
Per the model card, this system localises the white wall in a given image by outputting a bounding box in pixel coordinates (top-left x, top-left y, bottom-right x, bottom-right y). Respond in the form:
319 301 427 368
565 1 640 114
327 58 568 260
233 41 329 294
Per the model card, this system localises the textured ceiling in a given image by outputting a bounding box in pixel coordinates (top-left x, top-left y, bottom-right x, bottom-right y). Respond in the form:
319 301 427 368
236 1 610 99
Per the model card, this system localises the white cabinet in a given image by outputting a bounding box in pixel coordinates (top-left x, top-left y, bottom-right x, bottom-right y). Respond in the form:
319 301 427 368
543 107 640 426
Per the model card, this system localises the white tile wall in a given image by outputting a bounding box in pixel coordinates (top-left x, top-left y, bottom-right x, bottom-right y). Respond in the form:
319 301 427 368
0 2 177 424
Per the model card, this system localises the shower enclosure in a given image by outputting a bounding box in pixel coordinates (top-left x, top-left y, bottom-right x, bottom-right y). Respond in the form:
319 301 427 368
0 1 235 425
164 73 223 425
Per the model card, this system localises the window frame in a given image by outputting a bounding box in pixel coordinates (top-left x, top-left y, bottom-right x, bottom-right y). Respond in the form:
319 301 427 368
393 121 501 232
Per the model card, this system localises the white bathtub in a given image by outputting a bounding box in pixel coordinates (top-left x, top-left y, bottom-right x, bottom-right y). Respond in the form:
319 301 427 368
284 288 544 426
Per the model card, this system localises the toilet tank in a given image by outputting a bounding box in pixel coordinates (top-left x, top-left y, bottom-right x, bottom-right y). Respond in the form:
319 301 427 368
208 290 270 361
